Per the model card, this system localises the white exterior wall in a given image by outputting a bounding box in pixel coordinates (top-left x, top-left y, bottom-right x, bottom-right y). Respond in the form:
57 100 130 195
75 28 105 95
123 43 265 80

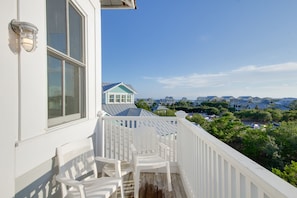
0 1 18 197
1 0 102 197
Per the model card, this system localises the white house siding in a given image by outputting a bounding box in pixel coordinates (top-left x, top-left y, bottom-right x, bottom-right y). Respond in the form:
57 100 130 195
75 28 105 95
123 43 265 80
0 1 18 197
1 0 102 197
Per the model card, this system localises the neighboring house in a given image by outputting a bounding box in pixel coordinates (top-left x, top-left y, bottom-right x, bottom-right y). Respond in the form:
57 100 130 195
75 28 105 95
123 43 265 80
140 97 155 106
102 82 136 105
221 96 235 102
152 105 169 114
1 1 136 197
274 98 297 110
102 82 156 116
206 96 220 102
159 96 175 105
180 97 188 102
195 96 209 105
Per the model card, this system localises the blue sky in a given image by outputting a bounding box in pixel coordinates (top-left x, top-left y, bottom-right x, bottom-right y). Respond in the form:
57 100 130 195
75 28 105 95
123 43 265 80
102 0 297 100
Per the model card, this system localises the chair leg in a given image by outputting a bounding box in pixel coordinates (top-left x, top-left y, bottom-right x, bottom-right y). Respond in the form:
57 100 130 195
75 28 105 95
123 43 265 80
134 169 140 198
120 179 124 198
166 162 172 192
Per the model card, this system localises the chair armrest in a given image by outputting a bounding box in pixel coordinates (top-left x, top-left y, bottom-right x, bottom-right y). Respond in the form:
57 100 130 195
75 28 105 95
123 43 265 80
130 144 138 166
56 175 82 188
95 156 119 164
95 157 121 178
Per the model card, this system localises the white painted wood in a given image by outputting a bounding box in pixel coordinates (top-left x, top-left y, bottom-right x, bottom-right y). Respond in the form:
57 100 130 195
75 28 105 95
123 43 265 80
130 126 172 198
14 0 102 179
56 137 124 198
0 1 18 197
177 117 297 198
102 115 297 198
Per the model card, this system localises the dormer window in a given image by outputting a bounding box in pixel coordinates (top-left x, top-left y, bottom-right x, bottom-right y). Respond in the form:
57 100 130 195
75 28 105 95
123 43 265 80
121 95 126 103
107 93 133 104
109 94 115 103
103 83 136 105
116 95 121 103
127 94 132 103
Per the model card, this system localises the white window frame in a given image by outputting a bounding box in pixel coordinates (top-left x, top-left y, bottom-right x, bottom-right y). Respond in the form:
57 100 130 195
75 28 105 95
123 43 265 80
47 0 86 127
121 95 126 103
109 94 115 103
107 93 134 104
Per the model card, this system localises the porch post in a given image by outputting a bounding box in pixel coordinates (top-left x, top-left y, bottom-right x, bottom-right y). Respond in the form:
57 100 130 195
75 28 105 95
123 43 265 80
96 111 105 157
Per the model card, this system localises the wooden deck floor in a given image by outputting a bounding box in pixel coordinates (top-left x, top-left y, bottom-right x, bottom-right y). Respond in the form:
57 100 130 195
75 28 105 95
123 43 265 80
118 172 187 198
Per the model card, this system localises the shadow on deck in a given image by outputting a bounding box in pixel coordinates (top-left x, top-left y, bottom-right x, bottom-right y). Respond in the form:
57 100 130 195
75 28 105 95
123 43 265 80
118 172 187 198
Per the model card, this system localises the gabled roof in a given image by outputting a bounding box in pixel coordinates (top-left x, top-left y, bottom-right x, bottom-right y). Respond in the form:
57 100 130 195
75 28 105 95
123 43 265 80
152 105 168 112
102 82 137 94
118 108 157 116
102 104 156 116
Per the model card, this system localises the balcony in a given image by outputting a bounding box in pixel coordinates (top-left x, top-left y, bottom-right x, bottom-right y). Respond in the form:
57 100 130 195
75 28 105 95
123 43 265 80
101 113 297 198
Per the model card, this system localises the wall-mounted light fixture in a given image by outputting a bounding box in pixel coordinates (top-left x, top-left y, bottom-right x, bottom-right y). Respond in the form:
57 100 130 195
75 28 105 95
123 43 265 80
10 19 38 52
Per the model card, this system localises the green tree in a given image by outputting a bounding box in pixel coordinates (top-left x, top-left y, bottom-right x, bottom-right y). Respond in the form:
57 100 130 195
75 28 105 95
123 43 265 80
155 109 176 116
266 109 283 122
135 99 151 111
186 113 209 129
282 110 297 122
207 113 246 145
272 161 297 187
235 109 272 123
241 129 281 169
289 100 297 110
269 121 297 165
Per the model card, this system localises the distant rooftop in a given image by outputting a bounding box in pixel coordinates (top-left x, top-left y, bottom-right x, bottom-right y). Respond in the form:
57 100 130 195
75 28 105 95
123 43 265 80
102 104 156 116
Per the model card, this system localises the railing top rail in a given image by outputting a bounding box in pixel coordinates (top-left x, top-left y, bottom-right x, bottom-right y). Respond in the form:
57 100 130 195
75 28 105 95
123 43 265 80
102 115 178 121
179 118 297 197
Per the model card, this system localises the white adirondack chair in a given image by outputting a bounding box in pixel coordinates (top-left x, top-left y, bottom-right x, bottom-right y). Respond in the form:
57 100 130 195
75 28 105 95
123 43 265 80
130 126 172 198
56 137 124 198
97 156 132 178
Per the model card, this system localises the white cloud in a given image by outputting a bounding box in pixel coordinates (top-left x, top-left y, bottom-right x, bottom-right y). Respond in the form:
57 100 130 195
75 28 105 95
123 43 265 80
157 73 226 88
232 62 297 73
146 62 297 98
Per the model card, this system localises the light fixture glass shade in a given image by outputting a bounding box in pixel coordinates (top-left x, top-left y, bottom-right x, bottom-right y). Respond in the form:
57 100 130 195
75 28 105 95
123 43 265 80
10 19 38 52
20 32 36 52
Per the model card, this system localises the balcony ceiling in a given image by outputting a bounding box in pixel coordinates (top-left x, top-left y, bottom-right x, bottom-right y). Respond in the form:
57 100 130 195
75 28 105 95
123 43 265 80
101 0 136 9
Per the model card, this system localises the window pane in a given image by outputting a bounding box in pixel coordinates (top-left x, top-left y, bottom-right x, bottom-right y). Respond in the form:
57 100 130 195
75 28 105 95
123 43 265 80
121 95 126 102
69 3 83 61
48 56 63 118
46 0 67 53
65 63 79 115
127 95 131 102
116 95 120 103
109 95 114 103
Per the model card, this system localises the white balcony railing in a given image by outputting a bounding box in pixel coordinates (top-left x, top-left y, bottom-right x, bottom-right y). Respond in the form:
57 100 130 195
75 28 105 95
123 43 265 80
102 114 297 198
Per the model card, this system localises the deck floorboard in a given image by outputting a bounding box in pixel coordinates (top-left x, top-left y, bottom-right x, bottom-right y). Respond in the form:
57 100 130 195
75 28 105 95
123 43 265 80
117 172 187 198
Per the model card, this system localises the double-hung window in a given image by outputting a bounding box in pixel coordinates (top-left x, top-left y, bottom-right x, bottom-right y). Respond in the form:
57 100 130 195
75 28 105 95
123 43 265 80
127 94 132 103
109 94 115 103
47 0 86 127
121 95 126 103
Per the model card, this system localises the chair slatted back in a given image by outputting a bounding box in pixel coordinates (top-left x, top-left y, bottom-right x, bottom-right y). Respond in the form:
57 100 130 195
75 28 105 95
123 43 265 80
133 126 159 155
56 138 98 196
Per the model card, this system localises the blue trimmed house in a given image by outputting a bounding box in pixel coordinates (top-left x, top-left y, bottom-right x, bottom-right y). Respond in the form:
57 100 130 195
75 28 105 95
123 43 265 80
102 82 156 116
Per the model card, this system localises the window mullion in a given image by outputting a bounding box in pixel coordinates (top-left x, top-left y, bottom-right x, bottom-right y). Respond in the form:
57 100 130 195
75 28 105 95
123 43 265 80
62 60 66 116
66 0 70 56
79 67 82 115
